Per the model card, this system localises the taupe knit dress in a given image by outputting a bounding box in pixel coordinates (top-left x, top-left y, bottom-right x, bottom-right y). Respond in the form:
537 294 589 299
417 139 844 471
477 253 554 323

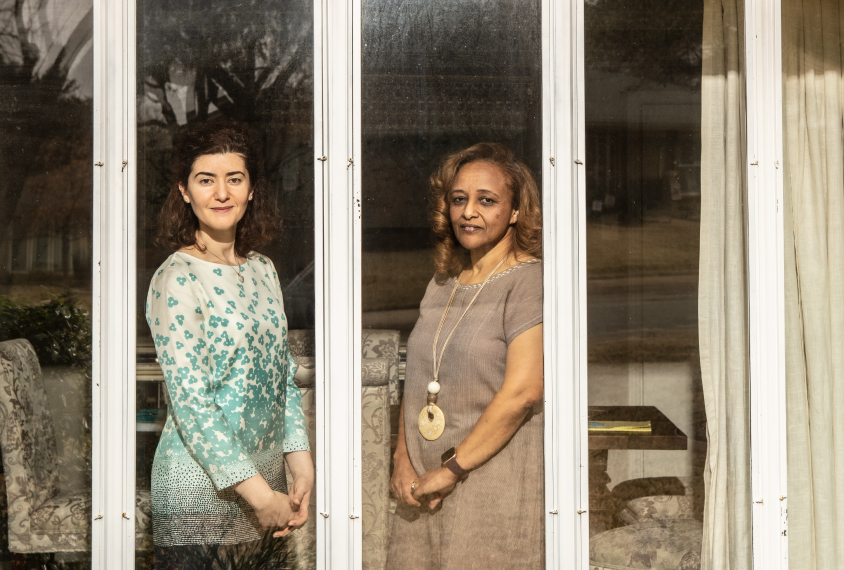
387 260 544 570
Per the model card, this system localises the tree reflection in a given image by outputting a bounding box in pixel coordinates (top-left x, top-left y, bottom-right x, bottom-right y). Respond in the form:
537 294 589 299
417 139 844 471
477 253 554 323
0 0 93 295
585 0 704 88
137 0 315 315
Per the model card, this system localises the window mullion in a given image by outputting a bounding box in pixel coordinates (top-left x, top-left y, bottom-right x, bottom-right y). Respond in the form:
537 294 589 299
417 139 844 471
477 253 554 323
745 0 788 568
544 0 589 567
319 0 362 567
93 0 137 565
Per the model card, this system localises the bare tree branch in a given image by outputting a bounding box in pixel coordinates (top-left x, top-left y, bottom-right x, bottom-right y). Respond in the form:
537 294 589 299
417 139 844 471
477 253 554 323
13 0 39 67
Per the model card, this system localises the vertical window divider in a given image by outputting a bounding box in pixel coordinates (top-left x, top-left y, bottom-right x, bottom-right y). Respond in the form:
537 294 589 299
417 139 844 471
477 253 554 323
745 0 788 568
320 0 362 566
313 0 327 566
544 0 588 567
352 0 364 561
124 0 139 565
91 0 105 562
93 0 137 564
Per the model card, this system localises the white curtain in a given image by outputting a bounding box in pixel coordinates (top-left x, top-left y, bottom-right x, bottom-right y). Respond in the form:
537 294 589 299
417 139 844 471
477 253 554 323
699 0 753 569
783 1 844 569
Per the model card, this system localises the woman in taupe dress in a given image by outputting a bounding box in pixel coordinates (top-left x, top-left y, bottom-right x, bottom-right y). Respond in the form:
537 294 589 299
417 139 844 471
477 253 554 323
387 143 544 569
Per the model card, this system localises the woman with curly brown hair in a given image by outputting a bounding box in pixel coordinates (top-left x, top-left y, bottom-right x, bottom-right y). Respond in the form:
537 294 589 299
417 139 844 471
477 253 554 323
146 120 313 568
387 142 544 569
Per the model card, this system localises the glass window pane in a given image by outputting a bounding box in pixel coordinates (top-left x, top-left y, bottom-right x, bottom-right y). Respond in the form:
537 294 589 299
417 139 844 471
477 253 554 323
10 235 28 273
0 0 94 566
586 0 750 567
136 0 315 566
362 1 543 566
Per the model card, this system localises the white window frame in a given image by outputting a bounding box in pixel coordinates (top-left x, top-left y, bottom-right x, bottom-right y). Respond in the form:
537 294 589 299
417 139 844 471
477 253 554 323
543 0 589 567
745 0 788 567
89 0 791 567
317 0 364 566
92 0 137 566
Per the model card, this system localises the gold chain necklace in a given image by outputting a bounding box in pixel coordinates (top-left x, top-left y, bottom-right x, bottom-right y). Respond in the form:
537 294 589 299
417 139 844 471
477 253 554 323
418 255 508 441
205 247 245 283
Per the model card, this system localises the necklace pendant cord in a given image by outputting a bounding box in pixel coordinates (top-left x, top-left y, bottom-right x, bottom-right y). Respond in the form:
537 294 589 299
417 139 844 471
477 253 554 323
430 255 508 391
419 255 508 440
205 247 245 282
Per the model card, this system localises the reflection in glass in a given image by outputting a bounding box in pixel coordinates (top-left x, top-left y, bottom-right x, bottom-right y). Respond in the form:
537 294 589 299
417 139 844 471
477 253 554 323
362 0 542 567
136 0 315 566
0 0 93 567
586 1 750 567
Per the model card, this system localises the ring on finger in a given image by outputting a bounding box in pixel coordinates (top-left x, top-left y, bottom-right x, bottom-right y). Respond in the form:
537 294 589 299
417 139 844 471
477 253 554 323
411 479 418 493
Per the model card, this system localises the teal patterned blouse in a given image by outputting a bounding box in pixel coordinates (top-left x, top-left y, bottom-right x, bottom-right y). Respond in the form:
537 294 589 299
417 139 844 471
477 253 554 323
146 251 309 546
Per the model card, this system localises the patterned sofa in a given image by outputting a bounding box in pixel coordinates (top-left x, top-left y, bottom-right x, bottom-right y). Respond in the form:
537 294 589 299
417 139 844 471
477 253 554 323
589 476 702 570
287 328 400 570
0 338 152 554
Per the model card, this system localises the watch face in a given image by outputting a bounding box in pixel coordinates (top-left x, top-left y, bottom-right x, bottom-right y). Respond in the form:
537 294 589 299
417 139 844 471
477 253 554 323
441 447 456 464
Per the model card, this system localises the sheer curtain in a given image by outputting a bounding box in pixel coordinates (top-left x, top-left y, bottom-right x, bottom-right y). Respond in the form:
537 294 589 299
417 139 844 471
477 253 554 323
783 1 844 568
699 0 752 569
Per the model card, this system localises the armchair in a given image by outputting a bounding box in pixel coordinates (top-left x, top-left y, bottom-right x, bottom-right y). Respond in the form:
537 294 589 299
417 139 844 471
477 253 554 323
286 328 399 570
0 339 151 554
589 476 702 570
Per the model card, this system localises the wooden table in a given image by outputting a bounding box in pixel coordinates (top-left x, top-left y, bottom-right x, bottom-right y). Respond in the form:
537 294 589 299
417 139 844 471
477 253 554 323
588 406 688 450
587 405 688 534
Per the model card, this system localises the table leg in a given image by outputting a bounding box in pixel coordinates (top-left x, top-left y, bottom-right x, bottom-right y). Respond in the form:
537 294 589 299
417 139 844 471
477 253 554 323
588 449 614 535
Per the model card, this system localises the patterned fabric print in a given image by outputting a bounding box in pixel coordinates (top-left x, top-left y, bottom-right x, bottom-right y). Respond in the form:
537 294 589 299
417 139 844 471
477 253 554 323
361 330 400 405
289 330 316 389
0 339 75 553
589 519 702 570
136 489 153 553
285 329 399 570
361 358 389 387
619 495 696 525
151 450 288 545
0 339 154 553
30 491 90 534
146 252 309 546
285 385 317 570
360 383 391 570
0 340 59 508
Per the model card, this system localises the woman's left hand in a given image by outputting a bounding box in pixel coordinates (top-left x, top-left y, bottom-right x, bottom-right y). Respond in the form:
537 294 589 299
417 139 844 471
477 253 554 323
271 474 313 537
274 451 315 537
411 467 459 508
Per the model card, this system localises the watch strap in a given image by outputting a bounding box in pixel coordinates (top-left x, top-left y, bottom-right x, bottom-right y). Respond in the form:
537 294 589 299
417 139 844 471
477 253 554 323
442 448 469 479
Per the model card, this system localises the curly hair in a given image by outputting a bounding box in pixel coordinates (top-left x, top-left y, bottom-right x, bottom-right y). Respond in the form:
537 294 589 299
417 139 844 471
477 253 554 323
430 142 542 280
157 119 279 259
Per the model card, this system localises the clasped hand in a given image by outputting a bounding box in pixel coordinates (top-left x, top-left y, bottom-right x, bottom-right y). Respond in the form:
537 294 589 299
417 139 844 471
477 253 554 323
392 462 458 509
249 475 312 538
411 466 458 508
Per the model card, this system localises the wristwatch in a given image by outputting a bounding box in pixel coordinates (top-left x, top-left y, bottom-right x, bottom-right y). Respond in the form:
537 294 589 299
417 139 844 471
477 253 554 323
441 447 469 479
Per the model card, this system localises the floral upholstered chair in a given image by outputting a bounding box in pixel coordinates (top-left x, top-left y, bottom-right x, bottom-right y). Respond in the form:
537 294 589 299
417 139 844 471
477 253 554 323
361 330 402 407
0 339 152 554
286 330 317 569
589 476 702 570
287 328 399 570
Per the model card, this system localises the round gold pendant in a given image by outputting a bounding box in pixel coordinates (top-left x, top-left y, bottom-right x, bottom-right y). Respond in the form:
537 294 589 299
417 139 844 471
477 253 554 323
418 404 445 440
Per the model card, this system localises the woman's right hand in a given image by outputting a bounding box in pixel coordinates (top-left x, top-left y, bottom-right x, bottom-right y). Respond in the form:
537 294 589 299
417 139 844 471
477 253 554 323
390 449 421 507
234 474 295 531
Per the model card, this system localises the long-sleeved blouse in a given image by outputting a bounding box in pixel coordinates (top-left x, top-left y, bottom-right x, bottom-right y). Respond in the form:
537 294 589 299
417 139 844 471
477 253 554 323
145 251 308 546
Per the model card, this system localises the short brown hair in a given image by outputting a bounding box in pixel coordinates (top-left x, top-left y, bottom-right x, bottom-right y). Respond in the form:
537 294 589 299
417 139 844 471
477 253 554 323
430 142 542 279
157 119 279 258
